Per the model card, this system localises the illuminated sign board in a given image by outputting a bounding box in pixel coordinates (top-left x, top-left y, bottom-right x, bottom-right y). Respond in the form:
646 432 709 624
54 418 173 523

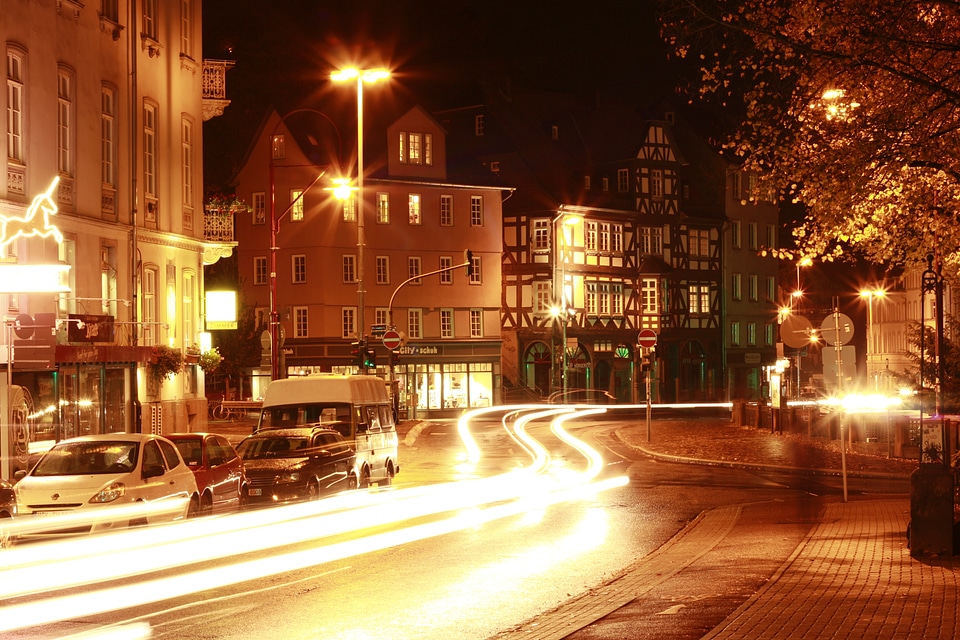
0 178 69 292
206 290 238 330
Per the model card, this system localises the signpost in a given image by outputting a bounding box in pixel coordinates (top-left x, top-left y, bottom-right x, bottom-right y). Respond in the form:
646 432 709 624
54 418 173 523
382 330 403 351
638 329 658 440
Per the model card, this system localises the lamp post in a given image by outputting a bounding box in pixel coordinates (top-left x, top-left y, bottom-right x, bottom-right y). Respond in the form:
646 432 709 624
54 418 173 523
268 109 340 382
859 287 886 390
552 210 581 396
331 67 390 351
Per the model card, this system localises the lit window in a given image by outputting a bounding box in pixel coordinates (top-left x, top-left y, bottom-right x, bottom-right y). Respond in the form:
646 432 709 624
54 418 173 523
424 133 433 165
408 133 421 165
408 194 421 224
253 192 266 224
143 103 157 198
181 118 194 206
58 68 74 176
101 85 116 186
290 190 304 222
377 193 389 223
180 0 193 58
342 196 356 222
641 278 659 314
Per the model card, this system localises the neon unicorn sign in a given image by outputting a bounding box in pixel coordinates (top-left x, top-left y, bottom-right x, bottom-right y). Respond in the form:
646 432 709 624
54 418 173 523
0 177 63 250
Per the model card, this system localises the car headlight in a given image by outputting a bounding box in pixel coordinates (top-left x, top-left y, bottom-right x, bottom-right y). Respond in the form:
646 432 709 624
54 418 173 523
90 482 126 504
277 471 301 484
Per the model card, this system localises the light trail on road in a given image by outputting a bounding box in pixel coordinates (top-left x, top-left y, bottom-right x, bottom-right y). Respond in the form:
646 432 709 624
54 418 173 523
0 405 628 634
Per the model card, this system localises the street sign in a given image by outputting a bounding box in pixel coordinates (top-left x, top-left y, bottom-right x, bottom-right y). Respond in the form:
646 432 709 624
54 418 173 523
638 329 657 349
371 324 387 337
382 330 403 351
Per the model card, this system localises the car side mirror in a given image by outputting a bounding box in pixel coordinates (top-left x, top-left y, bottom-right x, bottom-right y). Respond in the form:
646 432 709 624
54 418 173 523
142 463 165 479
14 469 26 481
356 422 369 434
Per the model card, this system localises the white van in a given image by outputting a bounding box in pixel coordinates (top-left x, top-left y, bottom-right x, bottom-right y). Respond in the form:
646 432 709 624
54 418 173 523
255 374 399 487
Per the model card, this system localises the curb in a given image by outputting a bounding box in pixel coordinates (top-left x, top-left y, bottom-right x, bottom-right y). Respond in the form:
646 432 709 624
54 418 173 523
611 428 913 481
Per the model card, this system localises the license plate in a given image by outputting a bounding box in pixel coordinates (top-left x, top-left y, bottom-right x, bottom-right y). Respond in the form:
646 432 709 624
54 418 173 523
32 510 71 518
248 488 262 496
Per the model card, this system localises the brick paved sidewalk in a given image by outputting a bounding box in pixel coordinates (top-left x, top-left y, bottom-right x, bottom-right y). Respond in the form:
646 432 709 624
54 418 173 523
704 499 960 640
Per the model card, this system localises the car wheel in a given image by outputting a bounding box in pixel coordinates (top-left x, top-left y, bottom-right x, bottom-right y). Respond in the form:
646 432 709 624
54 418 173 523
307 479 320 500
187 496 201 518
346 473 358 491
381 462 395 486
200 492 214 517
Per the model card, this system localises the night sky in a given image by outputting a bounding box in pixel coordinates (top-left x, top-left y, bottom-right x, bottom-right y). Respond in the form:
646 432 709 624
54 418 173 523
201 1 680 188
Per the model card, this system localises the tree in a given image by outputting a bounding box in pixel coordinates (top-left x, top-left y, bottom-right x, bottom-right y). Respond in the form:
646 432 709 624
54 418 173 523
658 1 960 278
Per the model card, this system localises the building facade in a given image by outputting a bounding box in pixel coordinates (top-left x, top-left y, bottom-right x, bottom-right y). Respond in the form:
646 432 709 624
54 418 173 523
232 105 506 417
0 0 231 479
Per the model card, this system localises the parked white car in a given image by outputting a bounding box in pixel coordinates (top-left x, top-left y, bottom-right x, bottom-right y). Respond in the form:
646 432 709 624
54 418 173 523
15 433 200 536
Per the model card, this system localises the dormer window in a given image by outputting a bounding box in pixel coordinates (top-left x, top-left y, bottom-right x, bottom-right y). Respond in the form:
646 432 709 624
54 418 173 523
475 114 484 136
399 131 432 166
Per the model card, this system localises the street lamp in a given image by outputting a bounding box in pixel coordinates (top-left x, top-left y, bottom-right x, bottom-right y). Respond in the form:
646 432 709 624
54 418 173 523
331 67 390 349
553 210 581 396
859 287 886 389
794 257 813 305
268 109 340 382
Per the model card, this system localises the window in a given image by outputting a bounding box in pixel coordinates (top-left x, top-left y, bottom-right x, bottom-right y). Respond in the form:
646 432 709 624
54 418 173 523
731 220 742 249
376 256 389 285
143 102 157 198
470 196 483 226
535 281 552 314
551 124 559 140
470 309 483 338
58 67 74 176
377 193 389 223
101 0 119 22
182 271 195 347
766 224 777 250
408 194 421 224
439 256 453 284
102 245 118 317
601 177 609 192
599 223 610 252
142 266 158 346
688 283 710 315
640 226 663 255
342 196 356 222
253 257 267 285
341 308 356 338
765 322 775 346
292 255 306 284
290 189 304 222
747 222 758 250
732 273 742 301
294 307 308 338
271 134 285 160
490 160 499 174
731 322 741 346
408 257 422 284
375 308 388 327
440 309 453 338
408 309 422 339
180 0 193 58
651 169 663 198
469 255 481 284
342 255 356 283
440 195 453 226
747 322 757 346
585 282 622 317
586 222 598 252
181 118 194 205
424 133 432 165
143 0 158 40
617 168 628 192
748 274 758 301
408 132 421 164
612 224 623 253
689 229 709 257
475 114 484 136
533 219 550 251
584 175 591 190
766 276 776 302
641 278 659 314
253 192 266 224
101 85 116 186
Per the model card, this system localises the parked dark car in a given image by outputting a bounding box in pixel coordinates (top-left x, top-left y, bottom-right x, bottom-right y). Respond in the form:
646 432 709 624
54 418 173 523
236 428 358 506
0 478 16 518
167 433 247 515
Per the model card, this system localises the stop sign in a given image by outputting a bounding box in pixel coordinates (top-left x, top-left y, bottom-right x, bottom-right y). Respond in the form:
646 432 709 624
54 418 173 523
637 329 657 349
382 330 403 350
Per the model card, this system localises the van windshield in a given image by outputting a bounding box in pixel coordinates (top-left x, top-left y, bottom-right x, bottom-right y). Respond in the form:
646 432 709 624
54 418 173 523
259 403 355 438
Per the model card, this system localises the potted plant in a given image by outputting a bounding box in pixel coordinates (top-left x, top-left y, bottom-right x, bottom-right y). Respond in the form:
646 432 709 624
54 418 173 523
198 348 223 375
151 345 184 380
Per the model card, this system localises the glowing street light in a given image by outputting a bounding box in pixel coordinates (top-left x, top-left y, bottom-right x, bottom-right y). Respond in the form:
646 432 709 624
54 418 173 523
553 210 582 395
859 287 886 388
331 67 390 355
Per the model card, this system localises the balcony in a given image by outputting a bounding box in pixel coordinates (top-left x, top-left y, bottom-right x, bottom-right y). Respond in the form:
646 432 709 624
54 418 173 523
202 59 234 121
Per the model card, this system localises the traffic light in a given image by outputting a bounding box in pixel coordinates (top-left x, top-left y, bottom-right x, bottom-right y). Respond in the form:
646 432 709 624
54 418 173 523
363 345 377 370
390 350 400 366
641 353 652 372
351 339 366 369
464 249 474 277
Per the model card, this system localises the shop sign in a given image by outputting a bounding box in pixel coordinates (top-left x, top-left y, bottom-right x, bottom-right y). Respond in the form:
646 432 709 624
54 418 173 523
398 344 439 356
67 314 115 343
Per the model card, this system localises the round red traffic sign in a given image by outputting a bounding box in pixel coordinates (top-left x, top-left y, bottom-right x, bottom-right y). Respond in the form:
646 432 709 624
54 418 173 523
637 329 658 349
382 330 403 351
